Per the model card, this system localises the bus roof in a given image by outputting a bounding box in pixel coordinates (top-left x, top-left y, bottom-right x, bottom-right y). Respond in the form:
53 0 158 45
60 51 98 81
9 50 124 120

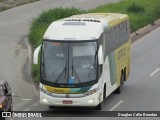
70 13 129 26
43 13 128 41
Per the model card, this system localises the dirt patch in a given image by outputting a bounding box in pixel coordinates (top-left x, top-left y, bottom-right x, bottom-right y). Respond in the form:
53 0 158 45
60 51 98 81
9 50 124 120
0 0 40 11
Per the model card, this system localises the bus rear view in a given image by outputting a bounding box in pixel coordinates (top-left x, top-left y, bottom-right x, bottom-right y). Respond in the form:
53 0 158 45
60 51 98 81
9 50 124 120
33 13 131 110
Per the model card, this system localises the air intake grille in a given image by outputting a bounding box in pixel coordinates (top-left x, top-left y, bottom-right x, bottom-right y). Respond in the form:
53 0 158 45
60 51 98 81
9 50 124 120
63 22 86 26
64 19 100 23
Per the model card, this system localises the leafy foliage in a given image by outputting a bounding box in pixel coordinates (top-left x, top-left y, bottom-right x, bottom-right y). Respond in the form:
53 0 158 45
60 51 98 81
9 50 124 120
127 3 145 13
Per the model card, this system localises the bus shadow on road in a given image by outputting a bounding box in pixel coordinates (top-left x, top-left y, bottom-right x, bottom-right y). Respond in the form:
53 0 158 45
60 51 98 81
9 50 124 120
46 106 96 117
49 106 95 111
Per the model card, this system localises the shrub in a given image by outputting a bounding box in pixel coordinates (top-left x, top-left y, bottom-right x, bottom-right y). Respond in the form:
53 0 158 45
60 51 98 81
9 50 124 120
127 3 145 14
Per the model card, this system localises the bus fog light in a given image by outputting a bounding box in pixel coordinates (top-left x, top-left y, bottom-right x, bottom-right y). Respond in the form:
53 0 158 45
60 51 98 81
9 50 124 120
42 98 48 103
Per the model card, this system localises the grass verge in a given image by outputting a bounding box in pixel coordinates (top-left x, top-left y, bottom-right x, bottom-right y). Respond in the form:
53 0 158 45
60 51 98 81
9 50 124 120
29 0 160 83
90 0 160 32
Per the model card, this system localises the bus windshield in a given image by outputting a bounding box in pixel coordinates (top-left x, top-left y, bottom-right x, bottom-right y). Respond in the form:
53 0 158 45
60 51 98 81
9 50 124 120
41 41 98 86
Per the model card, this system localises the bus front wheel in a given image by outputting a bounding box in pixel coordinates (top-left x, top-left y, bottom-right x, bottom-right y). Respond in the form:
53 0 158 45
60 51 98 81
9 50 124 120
95 86 106 110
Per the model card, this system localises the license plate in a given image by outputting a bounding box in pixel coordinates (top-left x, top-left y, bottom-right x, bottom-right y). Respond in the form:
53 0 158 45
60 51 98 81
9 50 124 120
63 100 73 104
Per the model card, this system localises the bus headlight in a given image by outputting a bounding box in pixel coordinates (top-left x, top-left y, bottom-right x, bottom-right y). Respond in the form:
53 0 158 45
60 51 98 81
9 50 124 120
84 88 98 95
42 98 48 103
88 99 94 104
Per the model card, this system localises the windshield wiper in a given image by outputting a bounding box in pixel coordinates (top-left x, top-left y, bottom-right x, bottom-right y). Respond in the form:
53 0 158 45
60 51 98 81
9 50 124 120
71 57 81 83
54 60 67 83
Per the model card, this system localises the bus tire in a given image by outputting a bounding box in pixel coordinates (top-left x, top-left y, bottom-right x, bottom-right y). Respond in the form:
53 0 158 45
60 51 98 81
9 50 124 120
95 86 106 110
115 74 124 94
124 68 126 81
95 102 103 110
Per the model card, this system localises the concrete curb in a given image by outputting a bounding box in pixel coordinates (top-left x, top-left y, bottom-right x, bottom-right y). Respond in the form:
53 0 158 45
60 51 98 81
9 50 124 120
25 36 39 96
131 19 160 43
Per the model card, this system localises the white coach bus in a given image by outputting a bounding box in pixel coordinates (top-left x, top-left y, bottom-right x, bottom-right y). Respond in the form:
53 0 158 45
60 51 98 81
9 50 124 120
33 13 131 110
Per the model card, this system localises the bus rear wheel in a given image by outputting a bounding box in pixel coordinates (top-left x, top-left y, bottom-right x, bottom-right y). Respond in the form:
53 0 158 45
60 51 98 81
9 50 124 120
115 73 124 94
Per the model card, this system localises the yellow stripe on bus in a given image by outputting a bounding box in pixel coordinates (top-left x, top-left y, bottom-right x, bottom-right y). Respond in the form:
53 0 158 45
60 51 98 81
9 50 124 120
44 85 70 94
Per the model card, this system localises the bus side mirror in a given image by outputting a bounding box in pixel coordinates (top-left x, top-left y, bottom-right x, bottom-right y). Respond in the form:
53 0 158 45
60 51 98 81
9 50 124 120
33 45 41 64
98 45 104 65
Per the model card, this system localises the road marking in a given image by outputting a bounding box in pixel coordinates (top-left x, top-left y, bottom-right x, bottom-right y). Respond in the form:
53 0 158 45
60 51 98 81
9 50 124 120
22 99 32 101
109 100 123 111
150 68 160 76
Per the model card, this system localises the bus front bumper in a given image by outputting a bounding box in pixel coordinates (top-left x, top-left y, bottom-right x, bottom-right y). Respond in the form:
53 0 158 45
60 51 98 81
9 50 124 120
40 92 101 107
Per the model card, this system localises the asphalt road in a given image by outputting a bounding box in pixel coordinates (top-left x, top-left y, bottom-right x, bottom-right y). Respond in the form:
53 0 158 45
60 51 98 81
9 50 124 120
0 0 120 119
0 0 160 120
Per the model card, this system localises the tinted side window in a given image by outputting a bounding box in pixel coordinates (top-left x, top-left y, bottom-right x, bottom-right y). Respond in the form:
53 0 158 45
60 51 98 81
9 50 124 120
104 20 130 57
